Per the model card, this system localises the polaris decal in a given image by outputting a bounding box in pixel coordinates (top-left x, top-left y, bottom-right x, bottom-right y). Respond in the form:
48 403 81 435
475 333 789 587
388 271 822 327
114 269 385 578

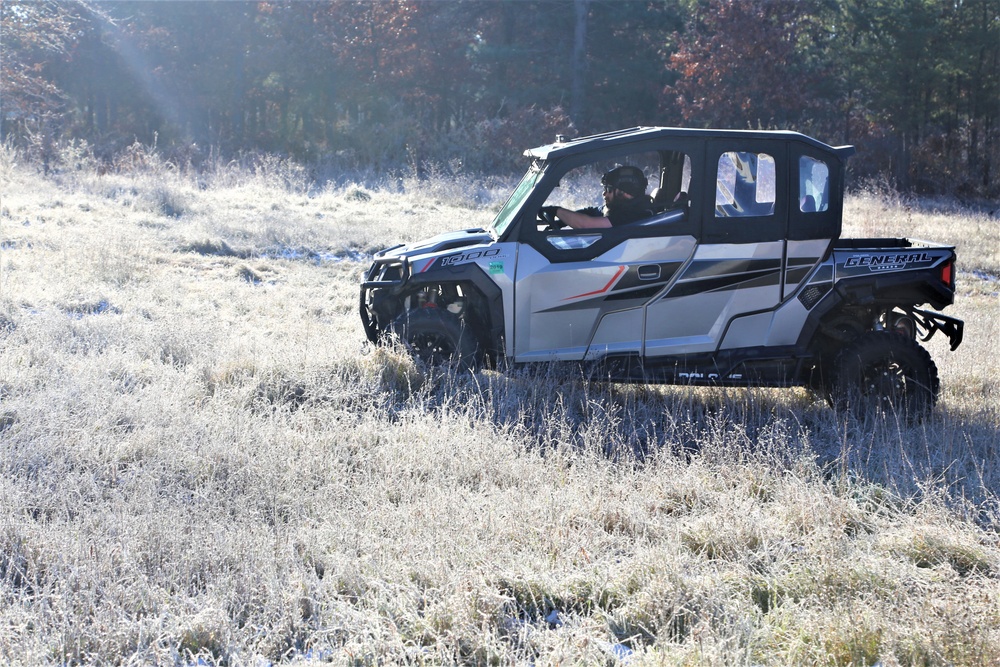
844 251 935 272
678 371 743 381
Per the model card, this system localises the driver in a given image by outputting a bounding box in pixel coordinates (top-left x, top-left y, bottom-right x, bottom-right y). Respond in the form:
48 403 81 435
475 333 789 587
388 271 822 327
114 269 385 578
540 165 654 229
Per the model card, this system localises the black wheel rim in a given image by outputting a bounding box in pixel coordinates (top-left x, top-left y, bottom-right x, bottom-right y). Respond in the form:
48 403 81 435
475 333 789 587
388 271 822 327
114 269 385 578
409 331 458 366
859 358 920 414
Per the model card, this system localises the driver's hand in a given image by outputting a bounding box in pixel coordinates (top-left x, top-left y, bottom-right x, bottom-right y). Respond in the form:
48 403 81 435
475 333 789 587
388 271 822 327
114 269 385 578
538 206 565 230
538 205 560 220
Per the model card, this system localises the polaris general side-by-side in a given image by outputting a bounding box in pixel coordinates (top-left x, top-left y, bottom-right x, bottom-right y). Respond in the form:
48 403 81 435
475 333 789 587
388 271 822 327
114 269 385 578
361 127 964 417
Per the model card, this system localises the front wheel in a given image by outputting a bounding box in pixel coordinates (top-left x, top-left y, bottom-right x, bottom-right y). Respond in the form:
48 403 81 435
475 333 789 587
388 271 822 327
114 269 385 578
830 332 939 421
390 308 480 370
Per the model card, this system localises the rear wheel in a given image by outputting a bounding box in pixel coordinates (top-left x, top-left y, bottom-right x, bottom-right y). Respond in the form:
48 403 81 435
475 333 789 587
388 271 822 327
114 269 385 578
830 332 939 421
390 308 480 370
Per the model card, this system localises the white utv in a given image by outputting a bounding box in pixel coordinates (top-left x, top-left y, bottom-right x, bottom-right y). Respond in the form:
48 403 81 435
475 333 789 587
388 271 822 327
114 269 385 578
361 127 963 418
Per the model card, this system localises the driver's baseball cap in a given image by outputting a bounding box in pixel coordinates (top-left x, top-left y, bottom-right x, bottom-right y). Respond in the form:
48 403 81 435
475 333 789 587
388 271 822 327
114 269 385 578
602 166 647 198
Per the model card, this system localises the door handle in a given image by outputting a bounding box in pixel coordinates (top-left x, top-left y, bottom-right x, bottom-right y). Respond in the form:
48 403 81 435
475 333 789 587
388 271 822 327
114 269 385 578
638 265 661 281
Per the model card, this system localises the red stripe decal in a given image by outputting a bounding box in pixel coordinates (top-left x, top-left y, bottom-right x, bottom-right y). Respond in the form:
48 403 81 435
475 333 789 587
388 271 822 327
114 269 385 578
564 265 626 300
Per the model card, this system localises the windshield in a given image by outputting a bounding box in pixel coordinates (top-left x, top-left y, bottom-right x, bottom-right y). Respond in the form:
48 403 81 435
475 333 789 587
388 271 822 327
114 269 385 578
490 164 542 237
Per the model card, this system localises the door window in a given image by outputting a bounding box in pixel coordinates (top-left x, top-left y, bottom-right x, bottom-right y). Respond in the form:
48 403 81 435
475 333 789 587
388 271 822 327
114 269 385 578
715 152 776 217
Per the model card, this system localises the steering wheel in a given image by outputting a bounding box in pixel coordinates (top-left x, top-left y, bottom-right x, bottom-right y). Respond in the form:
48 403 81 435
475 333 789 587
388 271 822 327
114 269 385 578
537 207 564 230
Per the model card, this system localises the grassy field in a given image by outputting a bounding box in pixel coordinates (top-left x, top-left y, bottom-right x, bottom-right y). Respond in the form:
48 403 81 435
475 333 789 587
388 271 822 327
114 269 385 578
1 148 999 665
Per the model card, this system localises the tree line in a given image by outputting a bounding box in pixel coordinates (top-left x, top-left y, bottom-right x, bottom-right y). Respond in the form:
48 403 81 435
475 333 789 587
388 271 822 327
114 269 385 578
3 0 998 196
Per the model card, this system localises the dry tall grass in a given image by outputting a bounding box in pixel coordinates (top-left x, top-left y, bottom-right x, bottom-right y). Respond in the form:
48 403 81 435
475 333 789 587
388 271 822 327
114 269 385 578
1 149 999 665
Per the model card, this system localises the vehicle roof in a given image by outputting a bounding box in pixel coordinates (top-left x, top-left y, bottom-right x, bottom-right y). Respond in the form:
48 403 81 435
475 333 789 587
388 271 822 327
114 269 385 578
524 126 856 161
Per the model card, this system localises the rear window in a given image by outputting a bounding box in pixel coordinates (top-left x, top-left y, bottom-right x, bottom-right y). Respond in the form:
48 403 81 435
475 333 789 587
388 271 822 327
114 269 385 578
799 156 830 213
715 152 776 217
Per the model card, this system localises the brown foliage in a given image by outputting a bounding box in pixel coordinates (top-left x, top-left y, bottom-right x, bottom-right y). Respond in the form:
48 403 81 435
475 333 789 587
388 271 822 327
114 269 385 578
665 0 832 130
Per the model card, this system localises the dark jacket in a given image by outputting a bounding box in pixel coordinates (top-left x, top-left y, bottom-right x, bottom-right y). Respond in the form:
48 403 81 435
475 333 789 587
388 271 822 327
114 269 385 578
607 196 654 226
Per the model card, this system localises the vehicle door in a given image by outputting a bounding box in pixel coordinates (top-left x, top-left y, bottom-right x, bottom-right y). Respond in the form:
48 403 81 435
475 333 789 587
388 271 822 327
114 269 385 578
511 149 699 362
784 148 842 299
643 140 789 357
